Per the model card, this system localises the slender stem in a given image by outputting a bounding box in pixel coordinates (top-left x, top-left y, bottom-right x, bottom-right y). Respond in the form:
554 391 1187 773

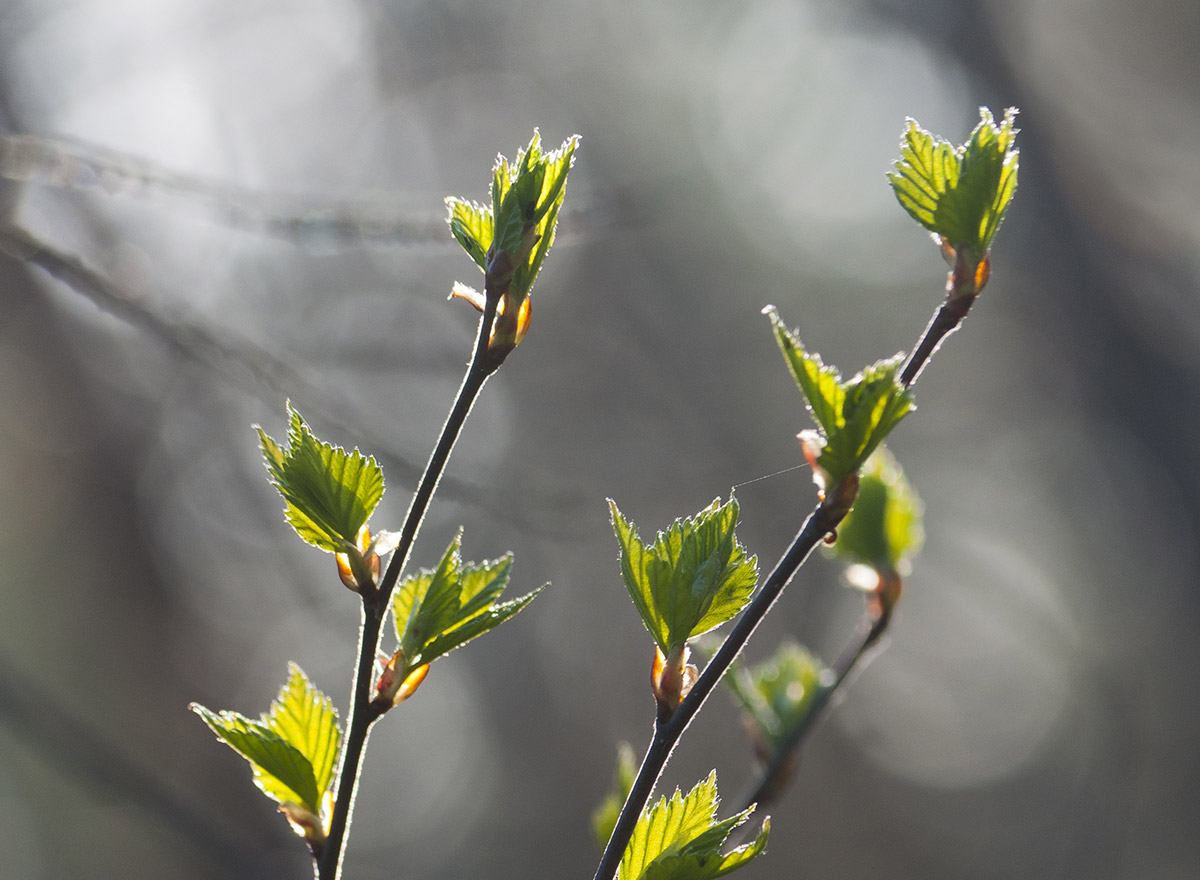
317 295 500 880
900 253 981 388
592 504 839 880
737 611 886 812
899 296 970 388
594 265 986 880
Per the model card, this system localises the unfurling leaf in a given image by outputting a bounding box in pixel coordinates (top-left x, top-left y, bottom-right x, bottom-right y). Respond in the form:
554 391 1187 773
725 640 829 759
766 307 914 493
390 531 542 683
619 772 769 880
445 131 580 362
888 107 1019 260
610 497 758 654
830 445 924 575
190 664 341 837
258 404 384 554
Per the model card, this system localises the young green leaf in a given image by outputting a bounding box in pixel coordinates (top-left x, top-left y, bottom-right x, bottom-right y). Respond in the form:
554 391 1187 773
610 497 758 654
619 772 769 880
445 131 580 360
257 404 384 554
766 307 914 491
445 197 493 271
190 663 341 818
829 445 924 574
593 742 638 851
391 531 542 676
726 640 828 757
888 107 1019 259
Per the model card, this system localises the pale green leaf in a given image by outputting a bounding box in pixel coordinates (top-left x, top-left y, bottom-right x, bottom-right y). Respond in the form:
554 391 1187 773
610 498 758 653
191 664 342 814
392 532 541 671
767 306 843 434
257 404 384 553
191 707 319 811
449 132 579 309
445 197 493 270
726 640 828 753
888 107 1019 256
619 772 769 880
266 663 342 799
766 308 914 487
819 352 913 482
510 134 578 302
829 446 924 573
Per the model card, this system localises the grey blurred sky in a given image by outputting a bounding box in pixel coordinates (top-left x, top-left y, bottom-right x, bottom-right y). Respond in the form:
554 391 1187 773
1 1 1198 879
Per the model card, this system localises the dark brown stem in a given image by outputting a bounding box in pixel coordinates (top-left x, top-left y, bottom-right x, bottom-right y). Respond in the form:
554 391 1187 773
592 503 843 880
594 252 986 879
899 250 985 387
317 293 499 880
737 609 888 812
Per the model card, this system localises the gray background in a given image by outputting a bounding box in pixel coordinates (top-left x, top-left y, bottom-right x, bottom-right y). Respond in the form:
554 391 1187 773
0 0 1197 878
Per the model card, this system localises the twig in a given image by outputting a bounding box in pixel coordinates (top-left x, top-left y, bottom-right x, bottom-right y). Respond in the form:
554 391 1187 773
316 288 501 880
737 610 886 812
593 253 984 880
0 222 508 511
1 134 620 251
0 653 267 878
592 503 841 880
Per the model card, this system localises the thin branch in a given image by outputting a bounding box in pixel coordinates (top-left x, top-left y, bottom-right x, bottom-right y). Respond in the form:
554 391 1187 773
0 653 267 878
737 610 887 812
0 222 507 511
593 256 986 880
592 503 840 880
1 133 619 250
899 249 984 387
316 291 500 880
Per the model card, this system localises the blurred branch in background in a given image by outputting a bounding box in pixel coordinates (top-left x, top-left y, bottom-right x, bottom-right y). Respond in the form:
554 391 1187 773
0 221 580 529
0 133 622 252
0 652 266 878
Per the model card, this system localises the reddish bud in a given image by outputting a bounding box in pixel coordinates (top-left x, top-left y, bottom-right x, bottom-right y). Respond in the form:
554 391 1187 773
336 527 380 593
279 799 328 853
374 650 430 710
651 644 698 720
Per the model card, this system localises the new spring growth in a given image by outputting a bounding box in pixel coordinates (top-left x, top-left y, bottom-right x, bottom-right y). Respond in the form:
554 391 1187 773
766 307 913 525
651 643 699 720
257 404 386 595
190 665 341 850
828 446 924 636
610 498 758 720
447 132 579 366
373 649 430 713
888 107 1019 303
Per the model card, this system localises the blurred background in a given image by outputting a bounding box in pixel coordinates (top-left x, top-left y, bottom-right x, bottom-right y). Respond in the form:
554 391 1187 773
1 0 1198 878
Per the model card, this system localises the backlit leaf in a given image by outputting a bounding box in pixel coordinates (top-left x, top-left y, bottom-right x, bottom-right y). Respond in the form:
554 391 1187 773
610 497 758 653
257 404 384 553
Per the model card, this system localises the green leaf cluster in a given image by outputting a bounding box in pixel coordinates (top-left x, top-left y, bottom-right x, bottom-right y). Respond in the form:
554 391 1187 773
726 640 828 755
446 131 579 305
257 404 384 554
830 446 924 574
610 497 758 654
766 308 914 489
619 772 769 880
593 742 638 851
888 107 1019 258
191 664 341 817
391 531 542 673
